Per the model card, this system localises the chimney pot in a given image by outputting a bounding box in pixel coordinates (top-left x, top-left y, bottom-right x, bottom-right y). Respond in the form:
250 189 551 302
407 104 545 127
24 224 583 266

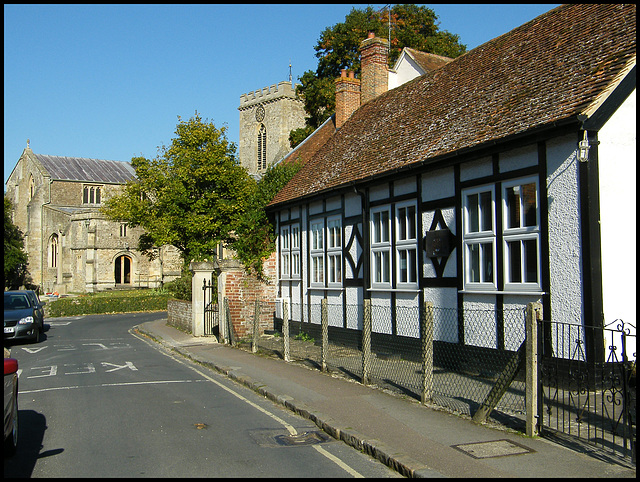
341 69 347 78
348 71 354 78
367 31 375 39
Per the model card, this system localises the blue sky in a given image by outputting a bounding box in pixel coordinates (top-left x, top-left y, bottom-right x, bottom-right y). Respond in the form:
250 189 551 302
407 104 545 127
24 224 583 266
4 4 559 188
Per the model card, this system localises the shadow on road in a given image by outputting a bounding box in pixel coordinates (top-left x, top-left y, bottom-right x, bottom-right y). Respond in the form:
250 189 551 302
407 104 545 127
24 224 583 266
3 410 64 478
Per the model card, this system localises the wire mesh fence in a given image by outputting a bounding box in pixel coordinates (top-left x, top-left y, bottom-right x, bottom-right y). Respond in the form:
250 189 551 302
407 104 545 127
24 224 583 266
230 298 635 462
252 300 528 423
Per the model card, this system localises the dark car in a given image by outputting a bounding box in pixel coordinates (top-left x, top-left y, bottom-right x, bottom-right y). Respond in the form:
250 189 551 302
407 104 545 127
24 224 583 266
4 290 46 343
4 353 19 456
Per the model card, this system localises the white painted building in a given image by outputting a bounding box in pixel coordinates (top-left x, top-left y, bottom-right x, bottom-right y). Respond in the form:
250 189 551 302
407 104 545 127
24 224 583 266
267 4 636 362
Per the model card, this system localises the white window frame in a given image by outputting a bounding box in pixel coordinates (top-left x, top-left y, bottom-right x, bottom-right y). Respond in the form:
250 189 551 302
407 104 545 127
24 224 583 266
462 177 542 293
280 225 291 280
310 220 324 285
371 206 391 288
395 201 418 287
279 223 301 280
290 224 300 278
326 216 342 285
502 177 541 292
462 185 497 290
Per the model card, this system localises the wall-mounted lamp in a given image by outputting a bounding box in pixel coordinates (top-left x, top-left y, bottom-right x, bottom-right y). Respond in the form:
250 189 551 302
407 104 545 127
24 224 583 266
578 130 590 163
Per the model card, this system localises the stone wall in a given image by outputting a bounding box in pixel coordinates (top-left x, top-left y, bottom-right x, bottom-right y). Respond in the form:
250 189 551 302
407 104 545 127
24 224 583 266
167 298 192 333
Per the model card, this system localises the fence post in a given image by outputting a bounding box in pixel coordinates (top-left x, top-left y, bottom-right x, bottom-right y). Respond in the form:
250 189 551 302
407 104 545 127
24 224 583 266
218 296 227 344
225 297 235 346
283 300 290 362
421 301 434 404
252 299 260 353
362 299 372 385
321 299 328 372
526 302 542 437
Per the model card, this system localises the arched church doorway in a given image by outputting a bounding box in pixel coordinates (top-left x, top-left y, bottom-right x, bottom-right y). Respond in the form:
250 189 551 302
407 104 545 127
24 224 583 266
115 255 132 284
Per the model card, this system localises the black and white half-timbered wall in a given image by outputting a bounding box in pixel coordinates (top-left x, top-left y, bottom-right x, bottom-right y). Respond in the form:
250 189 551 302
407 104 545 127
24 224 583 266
267 4 636 362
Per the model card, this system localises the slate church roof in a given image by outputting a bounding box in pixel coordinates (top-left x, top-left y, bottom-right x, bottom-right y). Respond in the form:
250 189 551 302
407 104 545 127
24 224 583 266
269 4 636 208
35 153 135 183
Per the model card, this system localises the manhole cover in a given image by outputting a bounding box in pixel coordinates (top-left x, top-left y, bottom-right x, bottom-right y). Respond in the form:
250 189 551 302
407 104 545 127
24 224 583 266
452 439 534 459
249 429 331 448
275 431 331 446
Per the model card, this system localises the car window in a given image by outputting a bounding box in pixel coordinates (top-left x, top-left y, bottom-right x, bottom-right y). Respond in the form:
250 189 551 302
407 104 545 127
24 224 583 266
5 294 31 309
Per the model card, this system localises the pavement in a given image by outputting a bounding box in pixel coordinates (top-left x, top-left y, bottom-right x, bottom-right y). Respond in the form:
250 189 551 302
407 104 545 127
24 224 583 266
134 318 636 478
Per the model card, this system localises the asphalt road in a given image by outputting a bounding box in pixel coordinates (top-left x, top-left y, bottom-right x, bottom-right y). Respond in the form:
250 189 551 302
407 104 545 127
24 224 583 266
4 312 401 478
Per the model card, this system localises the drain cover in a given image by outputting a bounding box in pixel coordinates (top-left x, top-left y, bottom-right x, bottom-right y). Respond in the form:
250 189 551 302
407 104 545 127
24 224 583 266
452 439 534 459
249 429 331 448
275 431 330 446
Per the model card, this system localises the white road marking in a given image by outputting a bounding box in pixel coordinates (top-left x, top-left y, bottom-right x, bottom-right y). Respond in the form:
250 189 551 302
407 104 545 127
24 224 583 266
19 379 206 394
130 329 364 478
101 361 138 372
22 346 47 354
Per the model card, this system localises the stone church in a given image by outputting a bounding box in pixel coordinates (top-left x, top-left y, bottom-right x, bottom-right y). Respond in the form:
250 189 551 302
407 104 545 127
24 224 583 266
4 142 182 294
238 79 306 177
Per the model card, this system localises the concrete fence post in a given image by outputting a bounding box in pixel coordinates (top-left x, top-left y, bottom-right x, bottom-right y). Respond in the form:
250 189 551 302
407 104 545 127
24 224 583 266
362 299 372 385
526 301 542 437
283 300 290 362
252 299 260 353
321 299 328 372
421 301 434 404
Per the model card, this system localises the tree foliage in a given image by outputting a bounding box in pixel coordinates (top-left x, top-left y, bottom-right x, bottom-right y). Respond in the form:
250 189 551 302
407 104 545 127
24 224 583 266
4 197 31 290
101 113 254 265
229 158 303 280
291 4 467 147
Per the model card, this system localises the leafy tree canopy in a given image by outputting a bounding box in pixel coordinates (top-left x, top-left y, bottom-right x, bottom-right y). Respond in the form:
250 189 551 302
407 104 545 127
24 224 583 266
101 113 255 265
229 158 302 280
291 4 466 146
4 197 31 290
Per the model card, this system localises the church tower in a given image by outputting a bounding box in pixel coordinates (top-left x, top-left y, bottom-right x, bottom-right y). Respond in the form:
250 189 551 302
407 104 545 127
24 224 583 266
238 80 306 177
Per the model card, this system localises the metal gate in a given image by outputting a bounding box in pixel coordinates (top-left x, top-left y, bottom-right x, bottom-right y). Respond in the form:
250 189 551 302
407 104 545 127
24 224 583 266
203 276 218 336
538 318 636 463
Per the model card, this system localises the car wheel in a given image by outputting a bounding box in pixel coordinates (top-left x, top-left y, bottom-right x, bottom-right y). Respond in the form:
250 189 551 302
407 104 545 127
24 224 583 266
32 325 41 343
4 390 18 456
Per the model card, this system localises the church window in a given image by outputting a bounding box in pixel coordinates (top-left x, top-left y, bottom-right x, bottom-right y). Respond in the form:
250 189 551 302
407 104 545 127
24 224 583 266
120 224 127 237
49 234 59 268
257 124 267 171
83 185 102 205
28 175 35 201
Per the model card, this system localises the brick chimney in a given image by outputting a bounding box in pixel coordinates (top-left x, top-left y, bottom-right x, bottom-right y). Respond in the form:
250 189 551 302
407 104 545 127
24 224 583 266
359 32 389 105
334 69 361 128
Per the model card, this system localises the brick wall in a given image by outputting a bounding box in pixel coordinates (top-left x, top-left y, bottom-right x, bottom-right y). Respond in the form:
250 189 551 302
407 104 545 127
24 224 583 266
224 252 277 340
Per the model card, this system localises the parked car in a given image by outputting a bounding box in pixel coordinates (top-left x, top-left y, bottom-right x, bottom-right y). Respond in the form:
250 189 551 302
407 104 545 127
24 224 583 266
4 290 46 343
4 353 19 456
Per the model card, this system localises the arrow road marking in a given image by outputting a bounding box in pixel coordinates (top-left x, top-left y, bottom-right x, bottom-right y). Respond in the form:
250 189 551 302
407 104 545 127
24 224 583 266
22 346 48 354
101 361 138 372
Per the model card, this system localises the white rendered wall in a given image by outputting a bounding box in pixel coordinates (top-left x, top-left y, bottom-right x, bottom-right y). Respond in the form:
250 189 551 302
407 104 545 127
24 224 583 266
546 134 585 356
597 90 636 335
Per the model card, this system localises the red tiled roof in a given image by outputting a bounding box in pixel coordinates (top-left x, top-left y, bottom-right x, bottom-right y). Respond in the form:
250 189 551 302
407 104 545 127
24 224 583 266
269 4 636 208
403 48 452 72
278 115 336 167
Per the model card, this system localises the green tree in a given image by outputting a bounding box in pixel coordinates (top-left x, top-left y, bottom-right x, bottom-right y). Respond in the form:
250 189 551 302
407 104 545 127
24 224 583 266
291 4 466 147
4 197 31 290
102 113 254 265
230 158 302 280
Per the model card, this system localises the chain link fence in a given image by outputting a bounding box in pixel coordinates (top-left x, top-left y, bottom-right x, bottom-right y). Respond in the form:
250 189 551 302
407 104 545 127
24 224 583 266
249 299 528 425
